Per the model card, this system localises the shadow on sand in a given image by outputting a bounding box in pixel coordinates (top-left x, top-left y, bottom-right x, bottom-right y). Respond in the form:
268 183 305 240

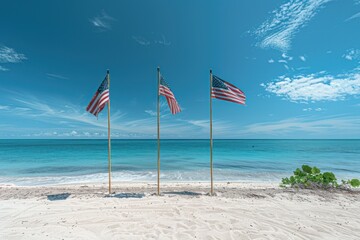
106 193 145 199
163 191 202 196
47 193 71 201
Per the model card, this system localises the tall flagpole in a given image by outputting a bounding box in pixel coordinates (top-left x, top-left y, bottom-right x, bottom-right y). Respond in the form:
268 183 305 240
157 67 161 196
107 69 112 195
210 69 214 195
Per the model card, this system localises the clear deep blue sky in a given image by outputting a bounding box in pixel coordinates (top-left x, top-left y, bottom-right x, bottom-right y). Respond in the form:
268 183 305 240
0 0 359 139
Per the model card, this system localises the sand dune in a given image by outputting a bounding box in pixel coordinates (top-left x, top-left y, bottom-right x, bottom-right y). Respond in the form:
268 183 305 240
1 182 359 240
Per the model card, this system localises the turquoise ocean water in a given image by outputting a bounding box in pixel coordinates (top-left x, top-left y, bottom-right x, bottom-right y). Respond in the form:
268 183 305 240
0 139 359 186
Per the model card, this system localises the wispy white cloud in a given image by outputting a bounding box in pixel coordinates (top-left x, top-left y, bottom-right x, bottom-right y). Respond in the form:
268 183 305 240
342 49 360 61
186 120 209 129
185 119 233 136
0 105 10 110
132 34 171 46
14 107 31 111
296 67 310 71
0 65 9 71
345 12 360 22
90 10 116 31
144 101 172 119
144 110 157 116
154 35 171 46
255 0 331 51
46 73 69 80
25 130 108 138
7 93 124 130
303 107 323 112
343 0 360 21
281 53 293 60
269 53 305 70
262 69 360 102
3 91 359 138
238 115 360 138
132 36 151 46
0 46 27 63
1 91 232 138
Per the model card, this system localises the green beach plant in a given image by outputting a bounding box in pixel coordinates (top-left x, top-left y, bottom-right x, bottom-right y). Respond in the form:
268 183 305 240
281 165 360 189
341 179 360 188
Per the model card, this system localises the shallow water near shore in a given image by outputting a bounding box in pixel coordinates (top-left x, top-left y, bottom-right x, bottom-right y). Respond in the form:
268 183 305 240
0 139 359 186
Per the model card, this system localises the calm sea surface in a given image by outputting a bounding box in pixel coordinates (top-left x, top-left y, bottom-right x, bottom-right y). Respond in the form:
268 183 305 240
0 139 359 186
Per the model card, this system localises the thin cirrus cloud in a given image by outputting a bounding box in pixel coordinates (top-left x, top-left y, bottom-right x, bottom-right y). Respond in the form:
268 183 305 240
144 110 157 116
132 34 171 46
345 12 360 22
281 53 293 61
89 10 116 31
5 92 358 139
270 53 304 63
344 0 360 22
132 36 151 46
303 107 323 112
239 115 360 138
46 73 69 80
261 69 360 102
155 35 171 46
0 46 27 63
0 45 27 71
342 49 360 61
255 0 331 51
0 65 9 71
1 91 231 138
0 105 10 110
145 101 173 119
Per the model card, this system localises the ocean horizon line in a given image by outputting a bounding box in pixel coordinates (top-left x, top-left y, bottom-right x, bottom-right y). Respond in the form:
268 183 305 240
1 138 360 140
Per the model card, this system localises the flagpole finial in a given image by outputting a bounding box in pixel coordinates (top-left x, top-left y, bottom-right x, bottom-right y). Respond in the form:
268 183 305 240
107 69 110 74
157 66 160 71
210 69 212 74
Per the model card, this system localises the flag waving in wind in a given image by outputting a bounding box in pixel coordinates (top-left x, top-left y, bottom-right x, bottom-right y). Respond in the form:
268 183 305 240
156 68 180 195
159 76 181 114
86 76 110 117
86 70 112 195
211 75 246 105
209 70 246 196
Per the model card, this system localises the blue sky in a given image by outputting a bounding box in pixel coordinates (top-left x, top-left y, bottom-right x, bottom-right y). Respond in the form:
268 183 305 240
0 0 360 139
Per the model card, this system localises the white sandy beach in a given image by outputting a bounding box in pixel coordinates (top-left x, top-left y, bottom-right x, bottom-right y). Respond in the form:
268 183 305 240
1 182 360 240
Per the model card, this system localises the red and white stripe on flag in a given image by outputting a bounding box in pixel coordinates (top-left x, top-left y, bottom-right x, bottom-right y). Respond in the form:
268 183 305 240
212 75 245 105
159 82 181 115
86 77 110 117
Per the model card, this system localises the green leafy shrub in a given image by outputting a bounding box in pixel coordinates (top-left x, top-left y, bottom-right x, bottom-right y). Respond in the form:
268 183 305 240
342 179 360 188
349 179 360 187
281 165 359 189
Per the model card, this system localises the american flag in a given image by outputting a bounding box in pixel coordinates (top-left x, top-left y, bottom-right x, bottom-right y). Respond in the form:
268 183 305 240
86 77 110 117
159 75 181 114
212 75 246 105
